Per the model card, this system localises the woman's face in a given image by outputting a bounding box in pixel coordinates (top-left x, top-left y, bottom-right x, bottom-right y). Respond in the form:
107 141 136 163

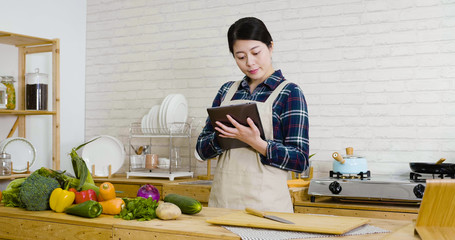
232 39 274 83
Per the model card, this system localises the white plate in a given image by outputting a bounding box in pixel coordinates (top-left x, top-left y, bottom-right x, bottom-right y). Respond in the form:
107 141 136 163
141 115 148 134
159 94 175 132
153 105 160 133
82 135 125 177
144 107 155 134
165 94 188 131
148 105 160 134
159 95 173 130
144 113 150 134
0 137 36 173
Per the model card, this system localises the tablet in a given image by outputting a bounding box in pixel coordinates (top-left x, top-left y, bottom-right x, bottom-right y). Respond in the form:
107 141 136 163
207 102 265 150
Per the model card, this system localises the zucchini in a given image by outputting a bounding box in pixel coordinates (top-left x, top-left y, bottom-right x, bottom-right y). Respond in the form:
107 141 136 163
163 193 202 215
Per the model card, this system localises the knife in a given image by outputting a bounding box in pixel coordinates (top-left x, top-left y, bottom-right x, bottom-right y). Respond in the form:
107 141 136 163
245 207 295 224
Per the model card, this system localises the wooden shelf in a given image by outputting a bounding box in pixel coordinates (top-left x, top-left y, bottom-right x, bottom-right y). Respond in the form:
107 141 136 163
0 32 53 46
0 30 60 171
0 174 30 180
0 110 57 115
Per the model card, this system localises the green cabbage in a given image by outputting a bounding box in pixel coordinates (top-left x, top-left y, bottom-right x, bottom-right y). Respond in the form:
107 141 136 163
1 178 26 207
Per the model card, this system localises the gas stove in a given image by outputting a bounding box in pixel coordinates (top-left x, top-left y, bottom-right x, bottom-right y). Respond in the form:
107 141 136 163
410 171 455 182
308 171 427 203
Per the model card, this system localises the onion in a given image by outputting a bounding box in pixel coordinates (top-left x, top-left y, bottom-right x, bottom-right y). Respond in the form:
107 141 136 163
137 184 160 201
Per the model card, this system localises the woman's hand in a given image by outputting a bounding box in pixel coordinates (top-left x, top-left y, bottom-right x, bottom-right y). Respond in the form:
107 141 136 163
214 115 268 156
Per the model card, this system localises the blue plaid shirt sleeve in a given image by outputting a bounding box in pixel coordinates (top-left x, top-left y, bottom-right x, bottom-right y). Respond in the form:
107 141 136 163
263 83 309 173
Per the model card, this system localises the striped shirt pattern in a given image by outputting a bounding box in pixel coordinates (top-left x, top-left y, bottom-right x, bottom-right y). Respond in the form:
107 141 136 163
196 70 309 173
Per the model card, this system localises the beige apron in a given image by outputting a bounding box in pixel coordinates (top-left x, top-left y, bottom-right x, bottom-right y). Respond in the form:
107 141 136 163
208 80 293 213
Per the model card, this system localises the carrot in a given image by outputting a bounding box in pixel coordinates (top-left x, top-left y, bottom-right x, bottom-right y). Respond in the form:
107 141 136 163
99 198 124 215
99 182 116 201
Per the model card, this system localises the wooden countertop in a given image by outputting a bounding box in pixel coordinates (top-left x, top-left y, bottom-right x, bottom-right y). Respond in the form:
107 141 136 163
0 205 420 240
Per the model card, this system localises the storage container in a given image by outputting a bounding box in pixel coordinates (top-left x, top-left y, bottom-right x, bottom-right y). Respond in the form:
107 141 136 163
25 68 48 110
1 76 16 110
0 152 12 176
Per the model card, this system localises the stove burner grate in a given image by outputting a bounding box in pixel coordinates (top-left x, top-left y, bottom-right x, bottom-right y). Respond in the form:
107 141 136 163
410 172 455 182
330 170 371 180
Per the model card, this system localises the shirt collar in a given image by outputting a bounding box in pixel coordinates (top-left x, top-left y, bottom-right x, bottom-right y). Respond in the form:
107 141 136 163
240 69 285 91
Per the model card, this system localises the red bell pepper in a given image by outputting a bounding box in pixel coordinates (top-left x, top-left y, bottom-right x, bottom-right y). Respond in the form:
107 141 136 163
69 188 98 204
69 188 78 203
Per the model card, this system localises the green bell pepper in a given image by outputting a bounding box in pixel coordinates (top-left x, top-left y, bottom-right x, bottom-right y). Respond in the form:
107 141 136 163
64 200 103 218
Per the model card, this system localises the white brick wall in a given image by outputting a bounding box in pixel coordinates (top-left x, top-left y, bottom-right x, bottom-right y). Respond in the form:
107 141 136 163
86 0 455 178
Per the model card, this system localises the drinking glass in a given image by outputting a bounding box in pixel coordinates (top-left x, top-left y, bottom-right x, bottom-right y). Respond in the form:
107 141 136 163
171 147 181 169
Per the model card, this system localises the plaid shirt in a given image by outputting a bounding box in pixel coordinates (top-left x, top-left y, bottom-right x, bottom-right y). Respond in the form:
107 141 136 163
196 70 309 173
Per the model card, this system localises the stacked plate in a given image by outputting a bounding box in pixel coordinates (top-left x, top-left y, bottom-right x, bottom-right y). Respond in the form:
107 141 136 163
141 94 188 134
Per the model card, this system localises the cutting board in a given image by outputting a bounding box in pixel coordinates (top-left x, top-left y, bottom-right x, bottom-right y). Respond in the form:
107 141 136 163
206 211 369 235
414 179 455 240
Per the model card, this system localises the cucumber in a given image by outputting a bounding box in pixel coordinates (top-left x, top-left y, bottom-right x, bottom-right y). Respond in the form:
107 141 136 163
163 193 202 215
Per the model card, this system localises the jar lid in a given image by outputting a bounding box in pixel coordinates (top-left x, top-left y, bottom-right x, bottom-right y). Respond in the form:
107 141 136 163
25 68 48 84
1 76 15 83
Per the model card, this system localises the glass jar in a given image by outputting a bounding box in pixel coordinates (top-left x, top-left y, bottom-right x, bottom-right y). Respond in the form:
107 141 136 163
1 76 16 110
0 81 6 109
25 68 48 110
0 152 12 176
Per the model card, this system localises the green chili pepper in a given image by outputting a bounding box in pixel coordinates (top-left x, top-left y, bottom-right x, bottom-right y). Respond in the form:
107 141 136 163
64 200 103 218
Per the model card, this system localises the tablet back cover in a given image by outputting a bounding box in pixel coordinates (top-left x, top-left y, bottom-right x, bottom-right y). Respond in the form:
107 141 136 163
207 102 264 150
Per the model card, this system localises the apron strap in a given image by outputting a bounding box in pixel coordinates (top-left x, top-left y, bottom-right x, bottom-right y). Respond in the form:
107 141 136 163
223 80 289 105
222 80 242 104
264 81 290 104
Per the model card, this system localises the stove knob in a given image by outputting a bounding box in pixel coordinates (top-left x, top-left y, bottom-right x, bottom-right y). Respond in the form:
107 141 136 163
413 184 425 199
329 181 342 194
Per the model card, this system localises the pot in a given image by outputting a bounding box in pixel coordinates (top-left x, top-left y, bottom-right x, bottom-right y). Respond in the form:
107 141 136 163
332 147 368 174
409 158 455 174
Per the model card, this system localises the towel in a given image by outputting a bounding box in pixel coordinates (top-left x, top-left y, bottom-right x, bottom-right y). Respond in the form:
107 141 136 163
223 224 390 240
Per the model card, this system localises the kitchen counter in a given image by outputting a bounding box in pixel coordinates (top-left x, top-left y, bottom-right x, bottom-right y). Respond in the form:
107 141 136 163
0 205 420 239
93 177 419 220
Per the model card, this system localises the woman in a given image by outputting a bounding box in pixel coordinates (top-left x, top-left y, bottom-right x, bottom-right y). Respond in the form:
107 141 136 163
196 17 309 213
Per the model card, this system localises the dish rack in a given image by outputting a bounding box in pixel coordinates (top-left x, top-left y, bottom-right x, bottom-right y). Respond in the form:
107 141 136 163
126 121 194 181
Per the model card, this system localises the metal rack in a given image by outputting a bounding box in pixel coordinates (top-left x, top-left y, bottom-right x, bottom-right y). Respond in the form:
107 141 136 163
126 121 193 181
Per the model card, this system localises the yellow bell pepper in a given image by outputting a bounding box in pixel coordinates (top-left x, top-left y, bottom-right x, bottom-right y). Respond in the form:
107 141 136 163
49 188 75 213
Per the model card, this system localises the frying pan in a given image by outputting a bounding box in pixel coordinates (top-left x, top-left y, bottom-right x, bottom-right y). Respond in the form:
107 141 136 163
409 158 455 174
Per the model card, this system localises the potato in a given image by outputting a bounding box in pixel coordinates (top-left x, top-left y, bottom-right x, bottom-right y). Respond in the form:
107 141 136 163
156 202 182 220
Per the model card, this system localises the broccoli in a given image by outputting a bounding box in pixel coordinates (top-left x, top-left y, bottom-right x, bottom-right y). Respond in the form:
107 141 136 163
19 171 60 211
